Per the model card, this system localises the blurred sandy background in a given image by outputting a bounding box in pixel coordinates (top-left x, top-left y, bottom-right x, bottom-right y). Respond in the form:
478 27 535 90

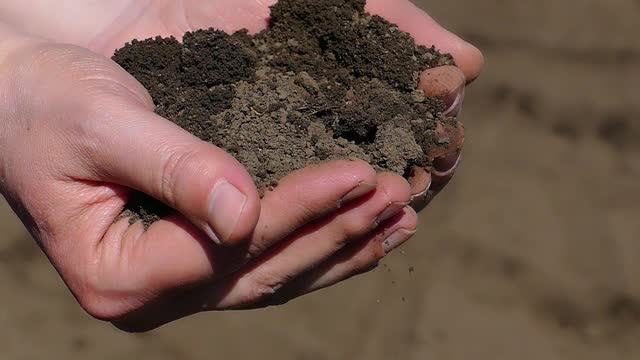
2 0 639 359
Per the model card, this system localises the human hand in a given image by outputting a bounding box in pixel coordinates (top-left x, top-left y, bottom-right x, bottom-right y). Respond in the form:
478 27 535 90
0 0 483 332
1 0 482 209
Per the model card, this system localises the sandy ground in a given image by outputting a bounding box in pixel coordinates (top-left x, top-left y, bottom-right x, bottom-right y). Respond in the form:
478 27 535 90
2 0 640 358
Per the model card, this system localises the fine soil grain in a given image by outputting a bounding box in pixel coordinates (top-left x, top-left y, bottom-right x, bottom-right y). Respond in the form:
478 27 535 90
112 0 457 226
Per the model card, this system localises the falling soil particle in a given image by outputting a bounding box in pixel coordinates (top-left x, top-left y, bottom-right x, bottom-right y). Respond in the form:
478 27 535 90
112 0 458 226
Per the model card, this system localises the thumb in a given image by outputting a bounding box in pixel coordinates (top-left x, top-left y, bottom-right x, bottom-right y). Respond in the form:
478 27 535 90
91 103 260 246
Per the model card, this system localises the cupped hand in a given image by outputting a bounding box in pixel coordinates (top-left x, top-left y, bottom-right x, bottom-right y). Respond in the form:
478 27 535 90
0 0 483 331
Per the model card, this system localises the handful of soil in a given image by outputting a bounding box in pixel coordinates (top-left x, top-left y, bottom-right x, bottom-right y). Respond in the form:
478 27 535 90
113 0 460 226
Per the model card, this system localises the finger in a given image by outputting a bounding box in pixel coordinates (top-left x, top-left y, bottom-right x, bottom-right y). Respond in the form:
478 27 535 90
411 151 462 212
366 0 484 82
419 65 466 117
407 166 432 203
90 104 260 247
423 118 465 206
209 172 412 309
249 160 377 256
269 206 418 304
109 171 408 330
101 161 377 331
427 119 464 165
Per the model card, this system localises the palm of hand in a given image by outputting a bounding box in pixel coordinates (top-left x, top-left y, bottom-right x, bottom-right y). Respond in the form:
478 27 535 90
70 0 276 56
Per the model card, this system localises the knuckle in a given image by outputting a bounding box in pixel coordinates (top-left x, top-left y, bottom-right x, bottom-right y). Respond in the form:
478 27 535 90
352 245 385 272
158 146 202 206
246 284 278 305
243 271 287 305
246 239 268 260
330 235 351 252
340 215 375 241
377 184 393 205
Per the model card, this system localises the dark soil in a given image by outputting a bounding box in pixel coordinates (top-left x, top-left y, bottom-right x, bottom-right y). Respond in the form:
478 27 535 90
112 0 457 226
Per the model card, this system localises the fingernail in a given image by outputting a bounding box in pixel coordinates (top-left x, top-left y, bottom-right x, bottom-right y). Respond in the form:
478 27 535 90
408 167 432 199
404 205 418 218
376 201 408 225
383 229 416 255
207 180 247 245
444 85 465 117
460 41 485 84
419 65 466 117
433 151 462 176
338 181 376 208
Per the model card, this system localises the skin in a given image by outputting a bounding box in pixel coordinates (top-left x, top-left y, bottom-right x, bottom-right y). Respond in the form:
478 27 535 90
0 0 483 332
